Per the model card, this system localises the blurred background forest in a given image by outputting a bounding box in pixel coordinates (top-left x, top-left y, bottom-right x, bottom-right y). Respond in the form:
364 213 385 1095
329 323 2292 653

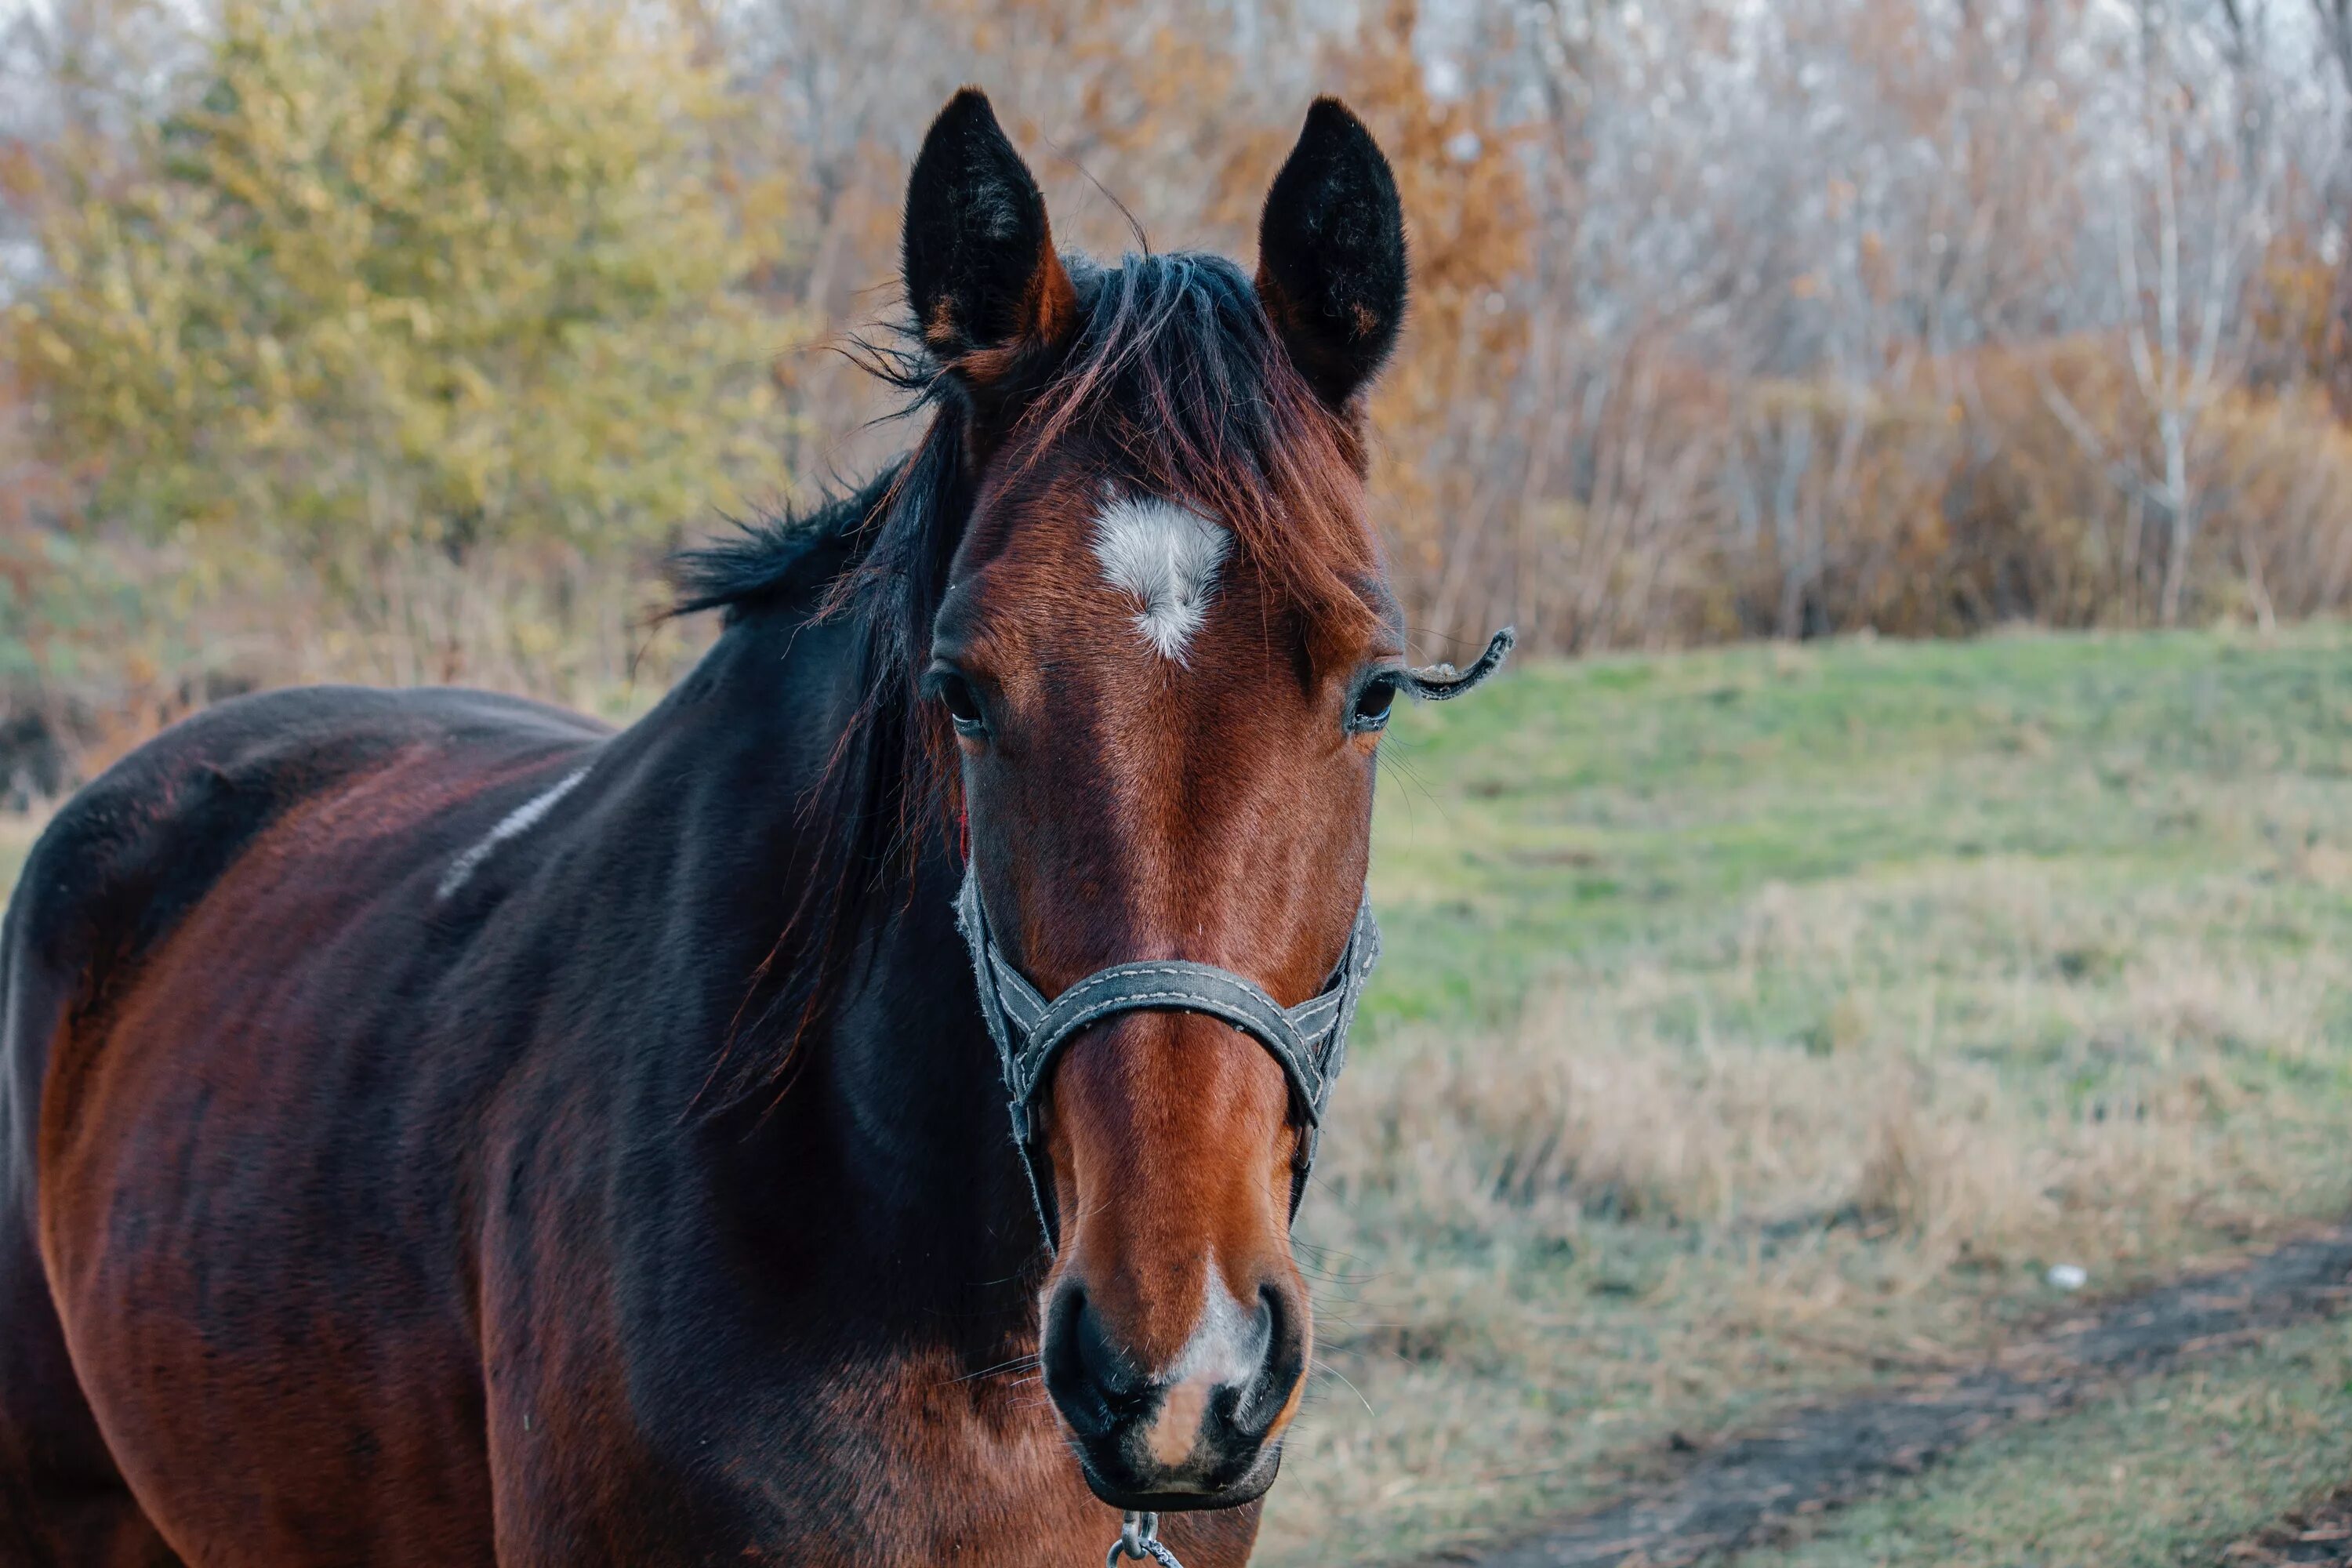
5 0 2352 779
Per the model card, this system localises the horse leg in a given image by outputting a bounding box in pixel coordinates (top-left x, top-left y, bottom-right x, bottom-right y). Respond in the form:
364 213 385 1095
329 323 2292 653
1 1479 183 1568
0 1228 183 1568
2 954 180 1567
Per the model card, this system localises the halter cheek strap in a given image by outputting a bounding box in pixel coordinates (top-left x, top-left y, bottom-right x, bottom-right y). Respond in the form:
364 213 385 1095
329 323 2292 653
954 868 1381 1252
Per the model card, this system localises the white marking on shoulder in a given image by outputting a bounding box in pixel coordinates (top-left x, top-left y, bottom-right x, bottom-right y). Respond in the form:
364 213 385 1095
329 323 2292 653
1091 494 1231 662
437 766 590 900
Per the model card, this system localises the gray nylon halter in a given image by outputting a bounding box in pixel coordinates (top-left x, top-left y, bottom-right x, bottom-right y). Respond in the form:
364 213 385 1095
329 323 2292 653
950 629 1513 1253
956 867 1378 1249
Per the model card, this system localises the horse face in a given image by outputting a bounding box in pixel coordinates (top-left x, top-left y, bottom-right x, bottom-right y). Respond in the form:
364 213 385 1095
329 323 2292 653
932 481 1389 1508
907 91 1408 1511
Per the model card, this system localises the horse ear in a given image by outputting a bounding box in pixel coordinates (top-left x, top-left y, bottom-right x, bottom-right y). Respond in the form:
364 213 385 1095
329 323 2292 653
902 89 1077 390
1256 98 1409 410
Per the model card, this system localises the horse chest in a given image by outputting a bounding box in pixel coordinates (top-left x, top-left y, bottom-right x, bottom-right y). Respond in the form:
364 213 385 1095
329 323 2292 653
759 1356 1264 1566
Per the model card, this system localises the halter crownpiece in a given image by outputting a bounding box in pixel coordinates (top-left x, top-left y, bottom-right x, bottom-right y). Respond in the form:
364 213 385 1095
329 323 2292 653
950 625 1512 1254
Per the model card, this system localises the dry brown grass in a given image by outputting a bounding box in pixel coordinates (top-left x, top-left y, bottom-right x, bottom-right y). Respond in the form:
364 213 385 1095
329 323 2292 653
1259 851 2350 1565
13 539 695 789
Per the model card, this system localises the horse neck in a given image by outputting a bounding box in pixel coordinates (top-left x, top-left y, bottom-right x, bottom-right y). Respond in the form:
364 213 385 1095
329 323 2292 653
628 604 1050 1338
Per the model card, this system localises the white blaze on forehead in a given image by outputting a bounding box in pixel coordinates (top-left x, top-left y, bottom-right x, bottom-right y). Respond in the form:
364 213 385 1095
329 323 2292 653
1091 495 1231 662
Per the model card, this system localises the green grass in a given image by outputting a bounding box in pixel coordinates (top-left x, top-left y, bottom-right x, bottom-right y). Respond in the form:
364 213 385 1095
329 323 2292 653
1363 624 2352 1037
1732 1314 2352 1567
1258 624 2352 1565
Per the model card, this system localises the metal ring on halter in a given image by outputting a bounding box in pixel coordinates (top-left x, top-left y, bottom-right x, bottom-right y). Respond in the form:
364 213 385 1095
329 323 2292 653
1107 1510 1185 1568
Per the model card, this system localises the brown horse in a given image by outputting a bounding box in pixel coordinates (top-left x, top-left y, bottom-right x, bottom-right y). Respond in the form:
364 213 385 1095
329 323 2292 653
0 91 1500 1566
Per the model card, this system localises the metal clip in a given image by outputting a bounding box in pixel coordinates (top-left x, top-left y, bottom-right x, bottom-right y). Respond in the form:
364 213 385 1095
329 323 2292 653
1106 1510 1185 1568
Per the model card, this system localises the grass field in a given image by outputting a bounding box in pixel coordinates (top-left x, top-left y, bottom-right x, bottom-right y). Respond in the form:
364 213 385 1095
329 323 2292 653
1733 1310 2352 1567
1260 624 2352 1565
8 626 2351 1564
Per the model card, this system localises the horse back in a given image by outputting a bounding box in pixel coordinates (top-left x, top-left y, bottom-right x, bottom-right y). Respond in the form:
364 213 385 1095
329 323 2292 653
5 682 606 1131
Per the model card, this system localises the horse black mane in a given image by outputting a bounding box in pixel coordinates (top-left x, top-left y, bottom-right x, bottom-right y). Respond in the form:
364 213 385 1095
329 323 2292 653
670 251 1376 1108
670 463 901 624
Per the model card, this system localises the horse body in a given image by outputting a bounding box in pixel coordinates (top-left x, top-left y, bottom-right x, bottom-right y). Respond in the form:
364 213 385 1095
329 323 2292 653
2 89 1441 1565
6 684 596 1565
5 608 1232 1564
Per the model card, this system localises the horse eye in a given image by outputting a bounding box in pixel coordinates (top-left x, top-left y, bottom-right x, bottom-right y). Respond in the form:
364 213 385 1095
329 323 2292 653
935 673 987 735
1349 677 1398 734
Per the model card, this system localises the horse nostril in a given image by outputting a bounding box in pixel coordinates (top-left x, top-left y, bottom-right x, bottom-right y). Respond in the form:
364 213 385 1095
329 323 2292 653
1041 1272 1311 1504
1073 1298 1131 1399
1043 1285 1155 1436
1228 1281 1306 1440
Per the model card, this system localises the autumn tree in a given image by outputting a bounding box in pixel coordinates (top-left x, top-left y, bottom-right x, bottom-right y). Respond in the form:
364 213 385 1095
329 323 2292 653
13 0 793 623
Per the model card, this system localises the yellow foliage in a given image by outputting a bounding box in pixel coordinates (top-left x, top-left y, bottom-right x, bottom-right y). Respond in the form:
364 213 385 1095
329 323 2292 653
12 0 796 604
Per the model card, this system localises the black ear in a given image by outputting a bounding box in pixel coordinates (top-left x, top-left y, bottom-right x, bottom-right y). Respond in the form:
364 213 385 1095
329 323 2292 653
902 89 1076 379
1256 98 1409 409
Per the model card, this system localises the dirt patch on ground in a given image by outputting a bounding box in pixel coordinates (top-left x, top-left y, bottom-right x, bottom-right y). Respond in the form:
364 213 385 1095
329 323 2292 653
1429 1227 2352 1567
2221 1486 2352 1566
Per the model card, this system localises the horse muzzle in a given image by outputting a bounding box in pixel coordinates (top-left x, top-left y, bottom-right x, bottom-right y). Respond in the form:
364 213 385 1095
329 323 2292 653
1041 1276 1306 1512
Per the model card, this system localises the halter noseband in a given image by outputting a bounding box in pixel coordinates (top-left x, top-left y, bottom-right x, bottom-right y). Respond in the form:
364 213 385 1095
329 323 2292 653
955 869 1378 1249
949 630 1512 1253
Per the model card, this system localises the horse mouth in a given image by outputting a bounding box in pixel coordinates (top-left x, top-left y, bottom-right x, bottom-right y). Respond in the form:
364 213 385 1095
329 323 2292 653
1073 1437 1286 1514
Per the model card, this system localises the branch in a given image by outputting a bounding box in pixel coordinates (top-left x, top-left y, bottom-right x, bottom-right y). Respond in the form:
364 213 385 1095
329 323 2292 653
2036 366 2167 514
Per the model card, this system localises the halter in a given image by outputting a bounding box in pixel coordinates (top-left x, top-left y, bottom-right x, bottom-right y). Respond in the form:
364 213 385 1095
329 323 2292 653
949 628 1513 1254
955 867 1378 1249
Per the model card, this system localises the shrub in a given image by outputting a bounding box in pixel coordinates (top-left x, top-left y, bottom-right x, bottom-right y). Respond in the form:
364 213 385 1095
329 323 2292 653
11 0 795 640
